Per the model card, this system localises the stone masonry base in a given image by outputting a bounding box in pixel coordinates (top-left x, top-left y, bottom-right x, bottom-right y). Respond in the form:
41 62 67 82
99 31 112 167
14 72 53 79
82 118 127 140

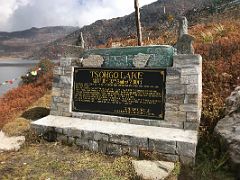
31 115 198 165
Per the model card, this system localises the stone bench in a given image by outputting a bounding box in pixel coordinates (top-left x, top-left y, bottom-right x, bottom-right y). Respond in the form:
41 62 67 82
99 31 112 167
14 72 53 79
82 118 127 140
32 115 198 165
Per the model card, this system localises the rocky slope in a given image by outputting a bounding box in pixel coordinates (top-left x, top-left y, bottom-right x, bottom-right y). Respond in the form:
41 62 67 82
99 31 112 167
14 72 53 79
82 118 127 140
0 26 79 59
56 0 212 47
31 0 214 59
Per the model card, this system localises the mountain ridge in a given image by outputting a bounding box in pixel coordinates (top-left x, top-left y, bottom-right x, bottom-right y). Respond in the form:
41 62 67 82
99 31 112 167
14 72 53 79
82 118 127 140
0 26 79 58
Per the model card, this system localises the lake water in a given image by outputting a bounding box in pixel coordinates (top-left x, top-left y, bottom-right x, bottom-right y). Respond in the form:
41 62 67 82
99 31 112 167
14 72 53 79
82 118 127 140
0 59 39 97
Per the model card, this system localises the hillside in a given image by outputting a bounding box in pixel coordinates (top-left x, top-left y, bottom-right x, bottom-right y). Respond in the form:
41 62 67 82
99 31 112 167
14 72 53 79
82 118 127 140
0 26 79 59
31 0 213 59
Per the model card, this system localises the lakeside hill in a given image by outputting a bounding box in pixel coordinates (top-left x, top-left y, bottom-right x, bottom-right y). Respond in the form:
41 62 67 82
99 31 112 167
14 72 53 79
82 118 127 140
0 26 79 59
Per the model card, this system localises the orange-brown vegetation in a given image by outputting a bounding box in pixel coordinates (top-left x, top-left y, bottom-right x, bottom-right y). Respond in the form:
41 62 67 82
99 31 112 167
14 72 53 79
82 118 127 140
192 21 240 131
0 60 53 129
100 19 240 131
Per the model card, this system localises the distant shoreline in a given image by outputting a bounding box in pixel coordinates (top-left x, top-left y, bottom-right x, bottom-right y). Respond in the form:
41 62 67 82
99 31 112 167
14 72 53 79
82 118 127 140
0 57 22 61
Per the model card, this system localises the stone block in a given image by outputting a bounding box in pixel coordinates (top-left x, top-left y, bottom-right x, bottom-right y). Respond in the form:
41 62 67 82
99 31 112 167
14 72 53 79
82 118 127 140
50 102 58 111
68 137 75 145
81 113 100 120
53 76 60 84
93 132 109 141
177 141 196 157
60 58 72 67
62 112 72 117
98 141 107 154
63 128 81 138
165 103 180 111
173 54 202 68
130 147 140 157
57 134 68 143
50 110 61 116
63 70 72 76
31 124 44 135
52 87 61 97
109 134 131 145
41 126 55 133
166 94 184 104
82 130 94 139
166 68 181 76
184 122 199 130
53 66 64 76
53 96 63 103
151 151 179 162
130 118 151 126
184 94 199 104
179 104 199 112
149 121 184 129
187 84 200 94
130 137 148 149
80 113 130 123
62 93 71 99
187 112 200 122
71 112 83 118
55 128 63 134
82 55 104 67
89 140 99 152
75 138 90 149
107 143 123 156
165 111 186 122
166 76 180 85
53 82 63 88
102 115 130 123
181 67 200 75
60 76 71 85
166 84 185 95
57 104 70 113
149 139 176 154
181 75 198 84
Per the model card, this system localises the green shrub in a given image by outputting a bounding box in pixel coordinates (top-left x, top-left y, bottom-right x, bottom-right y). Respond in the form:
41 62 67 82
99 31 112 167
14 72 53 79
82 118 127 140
21 59 54 84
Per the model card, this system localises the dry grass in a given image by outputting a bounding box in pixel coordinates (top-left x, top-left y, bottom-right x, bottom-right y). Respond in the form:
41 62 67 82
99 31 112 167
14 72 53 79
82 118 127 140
0 142 136 180
1 91 52 136
0 91 138 180
2 118 30 137
29 90 52 108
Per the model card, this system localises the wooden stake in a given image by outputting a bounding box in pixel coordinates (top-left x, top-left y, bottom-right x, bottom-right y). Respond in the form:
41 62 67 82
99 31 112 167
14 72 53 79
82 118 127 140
134 0 142 46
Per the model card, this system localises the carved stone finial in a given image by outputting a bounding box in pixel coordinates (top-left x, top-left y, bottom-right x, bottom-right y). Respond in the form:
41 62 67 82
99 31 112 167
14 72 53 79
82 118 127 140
176 34 195 54
176 16 195 54
178 16 188 40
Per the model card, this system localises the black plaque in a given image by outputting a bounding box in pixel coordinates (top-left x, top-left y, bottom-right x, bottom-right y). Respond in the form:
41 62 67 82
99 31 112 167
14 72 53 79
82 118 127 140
72 68 166 120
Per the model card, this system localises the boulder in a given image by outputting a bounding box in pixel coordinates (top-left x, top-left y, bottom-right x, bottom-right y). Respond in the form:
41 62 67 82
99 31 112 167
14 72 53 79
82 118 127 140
132 160 175 180
215 86 240 174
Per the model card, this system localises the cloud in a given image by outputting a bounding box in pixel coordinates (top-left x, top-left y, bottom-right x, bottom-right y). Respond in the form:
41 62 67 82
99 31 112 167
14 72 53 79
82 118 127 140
0 0 157 32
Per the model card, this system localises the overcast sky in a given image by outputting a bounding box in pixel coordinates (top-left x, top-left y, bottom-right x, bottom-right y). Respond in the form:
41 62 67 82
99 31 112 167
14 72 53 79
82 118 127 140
0 0 157 32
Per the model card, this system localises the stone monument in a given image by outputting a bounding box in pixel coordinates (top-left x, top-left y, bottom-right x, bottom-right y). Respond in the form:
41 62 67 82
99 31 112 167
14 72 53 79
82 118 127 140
32 17 202 165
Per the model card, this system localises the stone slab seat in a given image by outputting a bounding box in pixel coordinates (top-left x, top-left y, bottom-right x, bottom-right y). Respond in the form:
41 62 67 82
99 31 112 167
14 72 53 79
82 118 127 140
31 115 198 165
